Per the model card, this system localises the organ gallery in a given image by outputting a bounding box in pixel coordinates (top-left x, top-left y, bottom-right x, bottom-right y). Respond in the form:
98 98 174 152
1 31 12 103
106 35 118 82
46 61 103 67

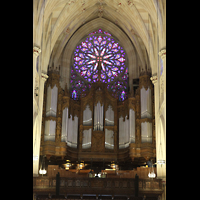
33 1 166 199
40 30 156 163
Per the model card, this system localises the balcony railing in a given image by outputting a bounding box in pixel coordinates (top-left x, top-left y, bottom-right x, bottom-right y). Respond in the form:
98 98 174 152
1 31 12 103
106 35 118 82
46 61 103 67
33 176 163 196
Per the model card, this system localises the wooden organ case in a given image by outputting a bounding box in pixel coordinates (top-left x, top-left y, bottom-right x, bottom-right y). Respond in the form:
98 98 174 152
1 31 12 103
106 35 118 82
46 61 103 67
40 70 156 163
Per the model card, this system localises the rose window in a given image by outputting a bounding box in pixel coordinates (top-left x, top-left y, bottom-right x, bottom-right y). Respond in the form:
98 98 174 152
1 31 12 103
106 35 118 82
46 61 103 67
70 29 128 101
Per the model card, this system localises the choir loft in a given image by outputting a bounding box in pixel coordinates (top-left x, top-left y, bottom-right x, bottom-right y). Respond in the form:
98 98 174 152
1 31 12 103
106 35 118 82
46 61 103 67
33 1 166 200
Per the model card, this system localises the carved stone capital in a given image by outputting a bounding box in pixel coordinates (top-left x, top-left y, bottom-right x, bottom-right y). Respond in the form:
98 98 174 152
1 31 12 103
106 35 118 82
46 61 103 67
150 75 158 85
33 46 41 57
41 73 49 83
158 49 166 60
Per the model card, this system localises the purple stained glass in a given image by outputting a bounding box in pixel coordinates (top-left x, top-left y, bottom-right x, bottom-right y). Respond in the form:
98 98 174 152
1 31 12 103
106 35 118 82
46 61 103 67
112 71 118 77
98 36 103 43
101 41 106 45
112 49 118 53
71 29 128 101
118 57 125 62
115 54 120 59
101 74 106 79
108 70 112 77
74 57 81 61
82 42 87 48
112 67 118 71
120 91 126 101
87 70 91 77
109 81 128 101
122 75 127 80
81 66 87 70
79 60 84 65
98 29 103 33
71 74 76 79
115 60 120 66
93 74 98 79
112 43 118 49
81 71 86 76
108 43 112 49
72 90 77 99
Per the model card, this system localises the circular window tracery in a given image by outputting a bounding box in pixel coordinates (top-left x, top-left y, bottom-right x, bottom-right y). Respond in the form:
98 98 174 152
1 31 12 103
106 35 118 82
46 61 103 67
70 29 128 101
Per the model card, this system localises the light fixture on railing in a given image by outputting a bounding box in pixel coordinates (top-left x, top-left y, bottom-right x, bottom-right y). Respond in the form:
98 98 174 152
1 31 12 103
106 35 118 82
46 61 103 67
148 160 156 178
111 161 118 170
76 161 85 170
111 163 116 170
65 160 71 170
39 169 47 175
148 170 156 178
39 155 47 176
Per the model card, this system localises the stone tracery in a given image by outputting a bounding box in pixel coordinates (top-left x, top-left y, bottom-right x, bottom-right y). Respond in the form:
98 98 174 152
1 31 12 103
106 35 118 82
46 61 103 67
70 29 128 101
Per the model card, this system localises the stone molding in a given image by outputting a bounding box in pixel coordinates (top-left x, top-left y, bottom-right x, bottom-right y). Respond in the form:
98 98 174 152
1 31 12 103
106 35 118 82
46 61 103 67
150 75 158 85
41 73 49 82
33 46 41 57
158 49 166 60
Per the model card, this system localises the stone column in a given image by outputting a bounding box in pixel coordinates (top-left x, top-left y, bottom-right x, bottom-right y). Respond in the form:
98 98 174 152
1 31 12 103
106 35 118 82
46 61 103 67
150 75 159 161
33 47 41 132
158 49 166 132
158 49 166 200
150 76 158 115
33 72 48 176
151 51 166 200
33 47 41 99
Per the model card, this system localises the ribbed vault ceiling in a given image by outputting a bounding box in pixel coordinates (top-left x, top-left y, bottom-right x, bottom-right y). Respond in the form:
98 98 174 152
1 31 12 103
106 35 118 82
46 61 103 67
33 0 166 77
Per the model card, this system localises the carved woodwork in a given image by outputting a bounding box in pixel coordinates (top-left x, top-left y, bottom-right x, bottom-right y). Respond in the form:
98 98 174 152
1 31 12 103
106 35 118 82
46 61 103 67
139 71 153 91
91 131 105 152
46 70 60 89
55 86 63 143
40 72 155 163
69 99 80 120
33 176 163 198
41 71 67 158
78 124 84 151
129 73 155 161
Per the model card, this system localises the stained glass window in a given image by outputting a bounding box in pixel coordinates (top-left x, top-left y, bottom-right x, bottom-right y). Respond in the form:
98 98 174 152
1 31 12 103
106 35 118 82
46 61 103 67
70 66 91 100
70 29 128 101
107 80 128 101
160 58 163 75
